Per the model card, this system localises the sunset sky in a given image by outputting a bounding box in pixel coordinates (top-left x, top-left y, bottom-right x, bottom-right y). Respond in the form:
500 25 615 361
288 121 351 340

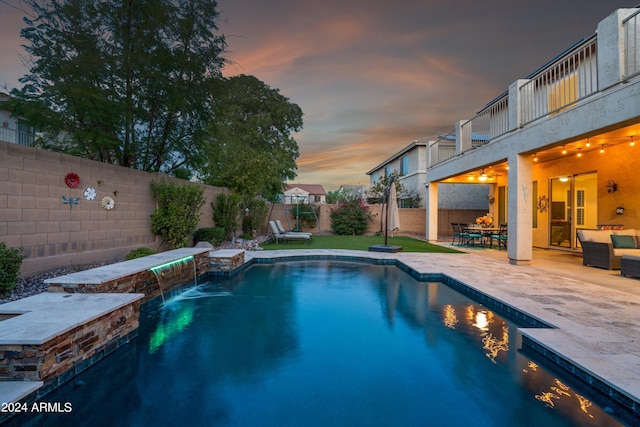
1 0 638 190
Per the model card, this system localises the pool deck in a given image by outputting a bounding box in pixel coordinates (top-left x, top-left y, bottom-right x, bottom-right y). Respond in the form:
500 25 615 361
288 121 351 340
245 248 640 415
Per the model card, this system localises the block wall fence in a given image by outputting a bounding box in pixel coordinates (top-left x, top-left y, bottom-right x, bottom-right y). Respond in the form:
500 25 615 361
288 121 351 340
0 141 227 276
268 204 483 237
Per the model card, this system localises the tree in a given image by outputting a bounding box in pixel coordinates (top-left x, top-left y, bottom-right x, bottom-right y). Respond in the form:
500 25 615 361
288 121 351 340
367 171 405 204
326 188 347 204
11 0 226 175
203 75 303 199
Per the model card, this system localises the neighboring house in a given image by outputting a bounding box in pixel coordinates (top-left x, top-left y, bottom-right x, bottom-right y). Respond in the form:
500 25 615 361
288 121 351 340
283 184 327 204
337 184 370 201
366 138 488 208
424 8 640 266
0 92 35 147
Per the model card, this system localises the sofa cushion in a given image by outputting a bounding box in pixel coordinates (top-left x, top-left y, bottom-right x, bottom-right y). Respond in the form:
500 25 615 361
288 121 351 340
614 229 637 237
613 248 640 257
611 234 637 249
578 229 614 244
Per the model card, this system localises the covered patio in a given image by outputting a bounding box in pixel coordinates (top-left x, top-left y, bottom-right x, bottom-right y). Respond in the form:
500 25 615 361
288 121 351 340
424 8 640 266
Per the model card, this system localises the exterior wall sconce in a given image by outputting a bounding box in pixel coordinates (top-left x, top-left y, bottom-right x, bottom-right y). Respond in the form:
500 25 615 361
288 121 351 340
488 196 495 205
616 207 624 215
606 180 617 194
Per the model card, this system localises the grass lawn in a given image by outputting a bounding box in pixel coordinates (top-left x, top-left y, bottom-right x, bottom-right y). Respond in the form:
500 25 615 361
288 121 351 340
260 235 462 253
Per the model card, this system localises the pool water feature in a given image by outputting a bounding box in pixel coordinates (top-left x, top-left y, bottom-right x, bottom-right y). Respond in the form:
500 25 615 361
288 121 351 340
9 261 627 426
150 255 197 302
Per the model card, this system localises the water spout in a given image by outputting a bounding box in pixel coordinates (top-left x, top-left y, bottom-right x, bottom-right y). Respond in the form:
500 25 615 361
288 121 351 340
150 255 197 303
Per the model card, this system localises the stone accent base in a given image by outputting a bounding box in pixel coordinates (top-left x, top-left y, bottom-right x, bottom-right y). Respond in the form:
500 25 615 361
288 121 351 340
210 249 245 273
0 301 141 383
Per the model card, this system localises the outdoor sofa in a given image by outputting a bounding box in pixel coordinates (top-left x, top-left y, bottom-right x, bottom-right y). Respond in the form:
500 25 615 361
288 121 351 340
621 254 640 279
577 229 640 270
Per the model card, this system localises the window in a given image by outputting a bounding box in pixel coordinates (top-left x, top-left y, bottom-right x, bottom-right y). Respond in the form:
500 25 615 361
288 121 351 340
385 166 391 177
400 155 409 175
372 173 378 184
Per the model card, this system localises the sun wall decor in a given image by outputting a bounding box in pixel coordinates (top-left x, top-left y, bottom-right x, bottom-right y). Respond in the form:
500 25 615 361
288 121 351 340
101 196 115 210
64 172 80 188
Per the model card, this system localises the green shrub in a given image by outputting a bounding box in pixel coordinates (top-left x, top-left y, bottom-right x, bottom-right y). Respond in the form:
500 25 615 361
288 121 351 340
193 227 226 246
0 242 24 296
242 199 269 236
330 199 374 235
150 179 206 248
125 247 157 260
289 203 319 229
212 193 242 239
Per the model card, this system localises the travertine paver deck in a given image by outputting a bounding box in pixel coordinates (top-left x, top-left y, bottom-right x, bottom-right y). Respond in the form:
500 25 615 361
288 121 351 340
245 249 640 411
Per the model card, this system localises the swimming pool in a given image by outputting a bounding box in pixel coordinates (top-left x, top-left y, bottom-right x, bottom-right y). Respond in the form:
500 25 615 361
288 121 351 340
8 261 626 426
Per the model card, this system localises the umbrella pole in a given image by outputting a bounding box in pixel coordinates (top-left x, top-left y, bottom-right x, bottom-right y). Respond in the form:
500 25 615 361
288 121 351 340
384 200 388 246
384 175 394 246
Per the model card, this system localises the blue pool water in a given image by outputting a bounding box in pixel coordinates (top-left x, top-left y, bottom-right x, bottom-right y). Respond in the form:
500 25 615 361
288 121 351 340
10 261 627 426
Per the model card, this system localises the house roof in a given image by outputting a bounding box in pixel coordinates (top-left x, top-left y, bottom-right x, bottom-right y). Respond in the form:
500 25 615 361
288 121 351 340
366 137 433 175
285 184 327 195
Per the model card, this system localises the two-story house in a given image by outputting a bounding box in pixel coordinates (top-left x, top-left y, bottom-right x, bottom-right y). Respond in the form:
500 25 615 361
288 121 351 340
366 138 489 212
424 8 640 265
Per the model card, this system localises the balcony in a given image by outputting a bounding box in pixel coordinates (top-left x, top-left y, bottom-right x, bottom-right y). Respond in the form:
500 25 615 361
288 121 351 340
0 124 34 147
428 8 639 168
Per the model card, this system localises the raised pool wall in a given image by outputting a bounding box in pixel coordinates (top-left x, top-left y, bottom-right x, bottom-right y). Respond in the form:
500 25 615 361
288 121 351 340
45 248 211 302
0 297 141 385
0 248 221 418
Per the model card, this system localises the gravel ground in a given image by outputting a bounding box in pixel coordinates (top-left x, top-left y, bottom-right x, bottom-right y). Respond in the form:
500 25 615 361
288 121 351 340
0 259 124 304
0 237 270 304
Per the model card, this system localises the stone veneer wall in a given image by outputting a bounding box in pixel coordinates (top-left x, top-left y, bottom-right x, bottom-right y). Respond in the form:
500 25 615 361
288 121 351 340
0 300 141 383
47 251 209 302
209 250 245 273
0 141 227 276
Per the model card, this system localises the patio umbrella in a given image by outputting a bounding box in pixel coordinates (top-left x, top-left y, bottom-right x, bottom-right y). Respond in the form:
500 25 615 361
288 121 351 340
387 180 400 238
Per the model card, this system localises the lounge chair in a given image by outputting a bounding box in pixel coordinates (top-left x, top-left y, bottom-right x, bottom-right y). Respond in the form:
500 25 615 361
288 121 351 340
268 221 312 244
275 219 312 237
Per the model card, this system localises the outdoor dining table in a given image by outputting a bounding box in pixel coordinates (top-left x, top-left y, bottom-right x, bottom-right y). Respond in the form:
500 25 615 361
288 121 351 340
461 225 501 247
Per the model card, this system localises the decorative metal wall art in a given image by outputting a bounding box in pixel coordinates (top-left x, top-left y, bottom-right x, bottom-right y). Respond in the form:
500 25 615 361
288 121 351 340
537 195 549 212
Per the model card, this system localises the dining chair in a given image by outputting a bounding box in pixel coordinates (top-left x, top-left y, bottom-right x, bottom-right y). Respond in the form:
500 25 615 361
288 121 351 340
451 223 464 246
466 225 484 246
489 223 508 249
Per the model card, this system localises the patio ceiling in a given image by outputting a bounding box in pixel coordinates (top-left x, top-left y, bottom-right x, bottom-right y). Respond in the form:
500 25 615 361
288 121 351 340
437 122 640 184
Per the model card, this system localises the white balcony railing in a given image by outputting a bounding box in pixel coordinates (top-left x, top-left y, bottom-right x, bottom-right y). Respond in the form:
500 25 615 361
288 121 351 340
0 125 35 146
519 36 598 126
460 94 509 150
624 9 640 79
429 131 456 167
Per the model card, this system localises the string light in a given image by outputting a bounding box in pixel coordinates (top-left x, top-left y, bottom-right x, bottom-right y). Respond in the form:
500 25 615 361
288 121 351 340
533 153 538 162
600 144 605 153
577 148 582 157
631 136 636 147
585 139 591 147
562 145 566 154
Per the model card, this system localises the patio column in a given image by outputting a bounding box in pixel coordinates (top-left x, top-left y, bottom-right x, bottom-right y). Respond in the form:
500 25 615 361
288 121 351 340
425 181 438 242
507 153 533 265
